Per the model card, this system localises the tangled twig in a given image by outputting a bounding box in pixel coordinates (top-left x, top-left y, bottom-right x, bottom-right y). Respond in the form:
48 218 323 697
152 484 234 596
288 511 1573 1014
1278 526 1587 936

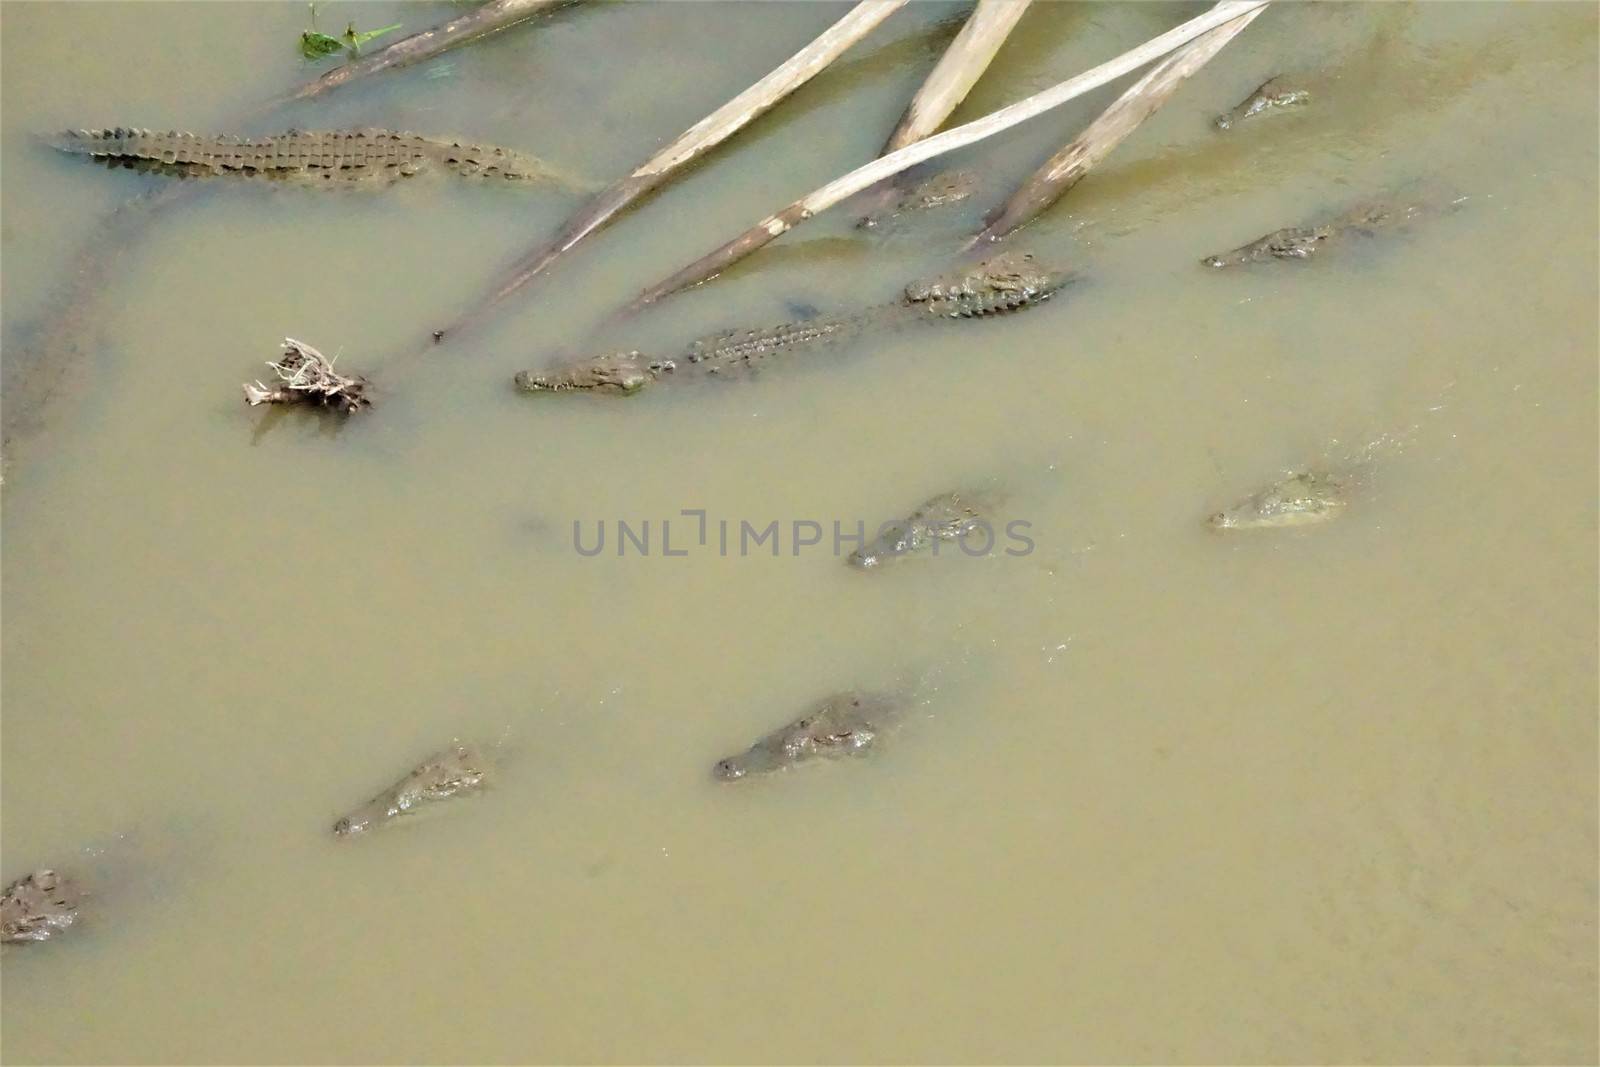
243 338 371 413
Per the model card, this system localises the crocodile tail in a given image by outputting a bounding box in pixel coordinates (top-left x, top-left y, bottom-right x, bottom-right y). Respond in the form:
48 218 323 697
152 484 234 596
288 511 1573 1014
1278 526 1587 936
47 127 171 158
47 128 117 155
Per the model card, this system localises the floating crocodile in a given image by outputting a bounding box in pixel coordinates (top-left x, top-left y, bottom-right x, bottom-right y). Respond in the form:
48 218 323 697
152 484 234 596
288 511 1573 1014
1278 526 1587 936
713 691 909 780
514 251 1069 395
1213 77 1310 130
850 489 1003 568
1201 199 1444 268
50 128 586 189
333 744 493 836
1 869 81 944
1208 470 1348 530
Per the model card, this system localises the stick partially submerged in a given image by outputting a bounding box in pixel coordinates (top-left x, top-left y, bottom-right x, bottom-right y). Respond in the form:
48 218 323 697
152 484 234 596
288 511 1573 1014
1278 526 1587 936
434 0 908 342
629 0 1268 309
880 0 1033 155
281 0 579 104
973 4 1264 244
854 0 1031 225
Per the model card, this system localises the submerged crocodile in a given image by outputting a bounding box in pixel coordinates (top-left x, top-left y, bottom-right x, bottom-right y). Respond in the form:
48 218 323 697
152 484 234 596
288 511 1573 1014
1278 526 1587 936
713 691 909 780
333 744 493 836
1208 470 1348 530
51 128 585 188
857 169 978 229
1201 200 1439 268
850 489 1002 568
515 251 1069 395
1213 77 1310 130
2 869 81 944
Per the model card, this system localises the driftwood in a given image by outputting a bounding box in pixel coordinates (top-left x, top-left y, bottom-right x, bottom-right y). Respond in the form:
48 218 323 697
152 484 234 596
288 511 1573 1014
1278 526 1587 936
973 4 1265 244
628 0 1270 309
280 0 580 105
243 339 370 412
434 0 909 342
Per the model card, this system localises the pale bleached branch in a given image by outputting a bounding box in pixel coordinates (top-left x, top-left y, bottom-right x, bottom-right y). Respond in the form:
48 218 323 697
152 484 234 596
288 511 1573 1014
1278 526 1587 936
243 339 371 413
973 4 1266 244
435 0 909 342
880 0 1033 155
628 0 1269 308
855 0 1032 225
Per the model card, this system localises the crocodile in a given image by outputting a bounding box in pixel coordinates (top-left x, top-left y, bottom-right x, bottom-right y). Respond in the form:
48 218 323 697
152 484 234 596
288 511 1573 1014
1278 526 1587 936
1213 77 1310 130
50 128 585 188
1208 470 1348 530
333 744 493 836
713 691 909 781
857 169 979 229
514 251 1069 395
850 489 1003 568
1201 200 1437 268
2 869 81 944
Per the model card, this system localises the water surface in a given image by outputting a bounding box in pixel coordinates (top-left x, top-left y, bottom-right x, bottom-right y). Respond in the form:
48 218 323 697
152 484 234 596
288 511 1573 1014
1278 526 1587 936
2 3 1596 1062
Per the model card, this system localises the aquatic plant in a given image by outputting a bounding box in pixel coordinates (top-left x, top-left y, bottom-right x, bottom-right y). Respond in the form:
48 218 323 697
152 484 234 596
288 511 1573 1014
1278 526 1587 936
299 4 401 61
285 0 576 102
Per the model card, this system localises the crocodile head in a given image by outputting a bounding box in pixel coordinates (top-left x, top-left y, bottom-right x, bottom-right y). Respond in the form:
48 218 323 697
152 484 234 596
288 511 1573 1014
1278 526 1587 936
2 869 81 944
1207 471 1349 529
904 251 1069 315
1201 225 1336 268
711 716 860 780
512 351 670 395
331 799 398 837
713 693 886 781
712 739 791 781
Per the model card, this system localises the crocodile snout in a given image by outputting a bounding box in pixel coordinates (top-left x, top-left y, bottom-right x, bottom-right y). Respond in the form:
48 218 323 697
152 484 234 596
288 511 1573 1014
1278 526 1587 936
712 757 748 781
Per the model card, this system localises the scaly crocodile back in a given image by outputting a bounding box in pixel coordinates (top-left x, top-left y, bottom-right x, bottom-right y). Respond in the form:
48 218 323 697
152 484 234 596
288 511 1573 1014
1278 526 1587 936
51 128 568 185
683 315 868 373
920 285 1059 318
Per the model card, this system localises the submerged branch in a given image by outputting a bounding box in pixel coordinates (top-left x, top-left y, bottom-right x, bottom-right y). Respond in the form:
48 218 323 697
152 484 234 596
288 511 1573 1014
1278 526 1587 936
628 0 1269 309
281 0 580 104
434 0 909 342
973 4 1265 244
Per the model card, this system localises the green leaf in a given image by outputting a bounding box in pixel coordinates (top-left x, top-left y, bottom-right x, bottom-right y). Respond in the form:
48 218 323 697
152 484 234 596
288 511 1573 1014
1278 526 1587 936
300 30 344 59
343 21 402 54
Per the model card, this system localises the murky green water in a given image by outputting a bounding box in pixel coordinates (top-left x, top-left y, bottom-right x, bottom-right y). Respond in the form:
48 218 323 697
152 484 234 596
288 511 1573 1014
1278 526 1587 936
3 2 1596 1062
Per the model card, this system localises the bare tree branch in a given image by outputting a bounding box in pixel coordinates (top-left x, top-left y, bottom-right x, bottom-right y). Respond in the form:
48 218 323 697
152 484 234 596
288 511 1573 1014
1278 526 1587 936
243 339 371 413
434 0 909 342
854 0 1031 225
973 4 1265 244
281 0 580 105
880 0 1033 154
628 0 1269 310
